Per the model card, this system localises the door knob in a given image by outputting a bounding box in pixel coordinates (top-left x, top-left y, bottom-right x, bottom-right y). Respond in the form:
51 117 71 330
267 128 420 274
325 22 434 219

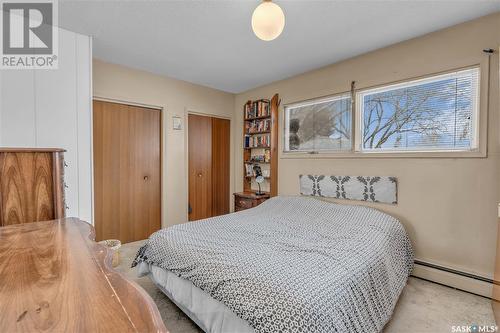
143 176 149 181
197 173 202 178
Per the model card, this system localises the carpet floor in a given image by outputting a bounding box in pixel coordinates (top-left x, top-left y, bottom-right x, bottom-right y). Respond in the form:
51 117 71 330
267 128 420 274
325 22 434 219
116 240 495 333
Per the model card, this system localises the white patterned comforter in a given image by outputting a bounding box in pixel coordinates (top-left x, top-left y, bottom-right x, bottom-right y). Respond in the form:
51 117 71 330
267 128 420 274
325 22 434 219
133 196 414 333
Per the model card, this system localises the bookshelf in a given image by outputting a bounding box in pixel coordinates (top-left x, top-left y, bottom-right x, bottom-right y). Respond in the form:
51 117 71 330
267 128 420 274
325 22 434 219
237 94 279 208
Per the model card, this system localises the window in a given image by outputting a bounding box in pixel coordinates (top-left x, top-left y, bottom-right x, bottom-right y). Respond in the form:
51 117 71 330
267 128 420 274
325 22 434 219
284 94 352 152
358 68 480 152
283 67 481 155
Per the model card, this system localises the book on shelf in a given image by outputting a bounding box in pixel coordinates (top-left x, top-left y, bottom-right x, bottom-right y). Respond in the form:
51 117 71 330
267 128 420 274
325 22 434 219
245 163 253 177
244 100 270 119
245 118 271 134
244 163 269 178
244 134 270 148
247 154 266 163
264 149 271 162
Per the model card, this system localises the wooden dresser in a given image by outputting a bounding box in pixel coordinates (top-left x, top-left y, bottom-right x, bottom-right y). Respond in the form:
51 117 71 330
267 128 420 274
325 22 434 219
234 191 270 212
0 218 167 333
0 148 66 226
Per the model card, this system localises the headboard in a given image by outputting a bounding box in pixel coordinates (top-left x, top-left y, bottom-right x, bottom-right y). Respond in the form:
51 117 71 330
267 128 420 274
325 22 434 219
299 175 398 204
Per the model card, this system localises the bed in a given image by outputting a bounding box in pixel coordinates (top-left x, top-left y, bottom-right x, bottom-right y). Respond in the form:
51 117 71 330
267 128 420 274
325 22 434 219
133 196 414 333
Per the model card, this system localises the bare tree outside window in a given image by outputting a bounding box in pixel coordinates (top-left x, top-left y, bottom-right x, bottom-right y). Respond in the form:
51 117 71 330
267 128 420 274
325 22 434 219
360 68 479 151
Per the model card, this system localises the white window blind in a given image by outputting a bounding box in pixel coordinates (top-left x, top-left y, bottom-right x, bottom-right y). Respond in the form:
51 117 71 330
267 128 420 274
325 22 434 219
358 67 480 152
284 94 352 152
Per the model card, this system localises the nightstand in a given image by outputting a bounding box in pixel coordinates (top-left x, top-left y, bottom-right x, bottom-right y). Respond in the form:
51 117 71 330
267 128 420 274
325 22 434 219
234 192 270 212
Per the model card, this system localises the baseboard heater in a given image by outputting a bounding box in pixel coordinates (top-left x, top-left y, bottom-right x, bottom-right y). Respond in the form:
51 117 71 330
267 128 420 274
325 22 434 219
414 259 493 284
413 259 494 298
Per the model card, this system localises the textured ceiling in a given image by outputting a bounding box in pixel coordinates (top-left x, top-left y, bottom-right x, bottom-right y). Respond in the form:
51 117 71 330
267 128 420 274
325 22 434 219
59 0 500 93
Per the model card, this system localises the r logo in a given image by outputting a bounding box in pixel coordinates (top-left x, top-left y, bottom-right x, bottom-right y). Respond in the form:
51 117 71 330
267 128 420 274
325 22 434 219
2 1 53 54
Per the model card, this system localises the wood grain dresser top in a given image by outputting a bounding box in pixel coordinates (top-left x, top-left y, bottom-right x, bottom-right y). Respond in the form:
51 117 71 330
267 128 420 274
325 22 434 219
0 148 66 153
0 218 167 333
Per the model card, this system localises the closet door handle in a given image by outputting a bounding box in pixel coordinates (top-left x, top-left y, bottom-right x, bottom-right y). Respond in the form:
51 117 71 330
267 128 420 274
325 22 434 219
143 176 149 182
197 173 202 178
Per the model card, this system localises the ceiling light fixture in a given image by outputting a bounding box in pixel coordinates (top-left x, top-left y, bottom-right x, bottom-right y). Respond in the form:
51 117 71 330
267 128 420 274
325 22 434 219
251 0 285 41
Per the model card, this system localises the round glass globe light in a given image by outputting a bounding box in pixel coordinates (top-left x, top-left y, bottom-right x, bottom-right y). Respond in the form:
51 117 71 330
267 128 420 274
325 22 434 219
251 1 285 41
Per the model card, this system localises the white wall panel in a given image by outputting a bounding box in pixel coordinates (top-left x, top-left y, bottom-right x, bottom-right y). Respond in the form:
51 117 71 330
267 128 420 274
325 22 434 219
0 28 93 223
75 34 93 223
0 70 36 146
35 29 79 218
0 70 2 144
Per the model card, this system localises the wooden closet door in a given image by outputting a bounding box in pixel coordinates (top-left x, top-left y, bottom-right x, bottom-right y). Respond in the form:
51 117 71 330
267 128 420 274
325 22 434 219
93 100 161 243
188 114 212 221
211 118 230 216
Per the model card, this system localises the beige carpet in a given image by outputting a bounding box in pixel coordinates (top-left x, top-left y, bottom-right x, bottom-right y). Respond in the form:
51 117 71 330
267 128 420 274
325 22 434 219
116 240 495 333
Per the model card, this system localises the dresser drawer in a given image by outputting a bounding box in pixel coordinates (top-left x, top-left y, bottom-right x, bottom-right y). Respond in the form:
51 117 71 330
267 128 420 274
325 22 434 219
236 197 254 210
234 192 270 212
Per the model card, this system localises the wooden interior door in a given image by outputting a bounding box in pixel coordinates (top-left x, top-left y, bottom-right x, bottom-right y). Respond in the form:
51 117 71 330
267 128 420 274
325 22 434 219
188 114 230 221
211 117 230 216
93 100 161 243
188 114 212 221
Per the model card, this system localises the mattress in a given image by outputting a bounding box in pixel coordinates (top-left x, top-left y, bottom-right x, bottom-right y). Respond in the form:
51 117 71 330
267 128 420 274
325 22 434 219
133 196 414 333
137 262 253 333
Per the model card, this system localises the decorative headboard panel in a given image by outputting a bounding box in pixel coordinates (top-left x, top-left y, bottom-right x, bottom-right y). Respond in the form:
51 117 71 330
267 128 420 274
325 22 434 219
299 175 398 204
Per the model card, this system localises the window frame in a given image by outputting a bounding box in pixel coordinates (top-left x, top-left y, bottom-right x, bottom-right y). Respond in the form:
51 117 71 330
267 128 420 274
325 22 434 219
355 67 481 154
281 65 486 159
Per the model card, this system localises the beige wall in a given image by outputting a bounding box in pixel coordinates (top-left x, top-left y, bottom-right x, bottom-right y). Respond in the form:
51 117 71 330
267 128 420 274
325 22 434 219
93 60 235 227
235 13 500 280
